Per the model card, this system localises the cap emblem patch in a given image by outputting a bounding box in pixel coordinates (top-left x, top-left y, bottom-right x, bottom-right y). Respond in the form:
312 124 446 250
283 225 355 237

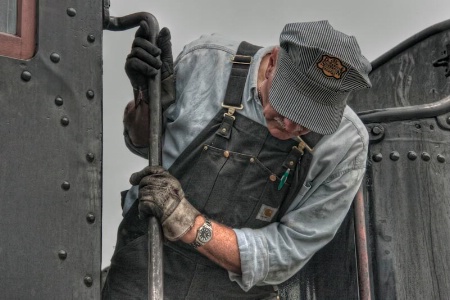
317 55 347 79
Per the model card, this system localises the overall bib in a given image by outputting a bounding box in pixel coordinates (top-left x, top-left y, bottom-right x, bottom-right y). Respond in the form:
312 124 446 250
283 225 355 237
103 42 321 300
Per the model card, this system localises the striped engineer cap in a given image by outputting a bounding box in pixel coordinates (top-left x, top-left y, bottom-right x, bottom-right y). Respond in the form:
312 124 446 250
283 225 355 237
269 21 372 135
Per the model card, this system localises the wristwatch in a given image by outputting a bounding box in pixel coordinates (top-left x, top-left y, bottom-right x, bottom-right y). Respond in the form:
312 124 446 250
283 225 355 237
190 217 213 248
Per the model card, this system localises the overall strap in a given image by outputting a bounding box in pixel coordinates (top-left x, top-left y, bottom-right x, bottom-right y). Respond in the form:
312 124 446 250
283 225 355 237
218 41 262 139
223 41 262 108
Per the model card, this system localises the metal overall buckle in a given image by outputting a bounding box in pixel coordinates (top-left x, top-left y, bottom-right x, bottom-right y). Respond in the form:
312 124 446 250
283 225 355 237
293 136 314 155
230 54 252 65
222 103 243 120
278 136 314 191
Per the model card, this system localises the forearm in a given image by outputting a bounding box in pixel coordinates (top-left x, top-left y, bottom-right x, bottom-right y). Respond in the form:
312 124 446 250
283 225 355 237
180 215 242 274
123 98 150 147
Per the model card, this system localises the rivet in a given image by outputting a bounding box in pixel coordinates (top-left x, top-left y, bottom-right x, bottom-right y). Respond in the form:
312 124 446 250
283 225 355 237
61 181 71 190
421 152 431 161
86 213 95 224
415 124 422 129
58 250 67 260
407 151 417 160
21 71 31 81
67 8 77 17
87 34 95 43
203 146 208 151
221 128 227 133
55 96 64 106
269 174 277 182
288 161 295 166
390 151 400 161
86 153 95 162
250 157 255 163
371 126 382 135
86 90 95 99
223 151 230 158
84 276 93 287
447 117 450 125
372 153 383 162
50 53 60 63
437 154 446 163
61 116 70 126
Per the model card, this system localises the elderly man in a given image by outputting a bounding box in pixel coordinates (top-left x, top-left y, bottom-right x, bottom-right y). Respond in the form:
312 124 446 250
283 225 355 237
103 20 371 299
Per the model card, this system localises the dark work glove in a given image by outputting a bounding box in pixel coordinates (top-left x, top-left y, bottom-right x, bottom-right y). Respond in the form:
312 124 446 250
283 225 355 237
130 166 200 241
125 21 175 107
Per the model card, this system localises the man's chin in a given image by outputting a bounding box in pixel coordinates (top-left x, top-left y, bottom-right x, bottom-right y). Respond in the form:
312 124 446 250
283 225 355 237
268 129 292 140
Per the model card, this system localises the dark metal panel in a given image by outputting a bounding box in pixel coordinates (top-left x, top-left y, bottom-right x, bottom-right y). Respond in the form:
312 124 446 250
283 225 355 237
346 19 450 299
347 22 450 112
365 118 450 299
0 0 103 299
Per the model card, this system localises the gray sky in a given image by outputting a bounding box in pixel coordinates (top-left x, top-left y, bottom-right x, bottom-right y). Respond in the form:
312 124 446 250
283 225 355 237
102 0 450 268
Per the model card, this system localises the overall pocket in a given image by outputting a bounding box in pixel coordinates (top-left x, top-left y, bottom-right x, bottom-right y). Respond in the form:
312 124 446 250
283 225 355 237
184 145 291 228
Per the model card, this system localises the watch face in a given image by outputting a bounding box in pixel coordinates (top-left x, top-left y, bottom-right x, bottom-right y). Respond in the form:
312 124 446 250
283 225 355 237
198 226 212 243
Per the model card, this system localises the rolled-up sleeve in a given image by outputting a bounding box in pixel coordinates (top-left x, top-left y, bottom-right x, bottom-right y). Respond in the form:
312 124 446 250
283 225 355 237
229 166 365 290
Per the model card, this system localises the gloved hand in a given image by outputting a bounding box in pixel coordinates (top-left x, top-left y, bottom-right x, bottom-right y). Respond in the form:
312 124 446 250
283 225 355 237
130 166 200 241
125 21 175 108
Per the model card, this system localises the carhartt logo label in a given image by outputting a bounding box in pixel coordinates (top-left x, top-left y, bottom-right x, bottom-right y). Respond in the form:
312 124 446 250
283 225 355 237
256 205 278 222
317 55 347 79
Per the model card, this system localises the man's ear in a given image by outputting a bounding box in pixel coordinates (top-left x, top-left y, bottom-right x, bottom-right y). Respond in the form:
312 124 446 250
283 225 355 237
265 47 280 79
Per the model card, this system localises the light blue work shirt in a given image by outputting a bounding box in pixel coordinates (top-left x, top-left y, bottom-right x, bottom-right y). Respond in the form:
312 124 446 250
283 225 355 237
123 34 369 291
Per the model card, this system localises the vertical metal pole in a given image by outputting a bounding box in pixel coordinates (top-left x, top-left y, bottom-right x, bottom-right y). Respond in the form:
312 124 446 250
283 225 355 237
147 34 164 300
104 12 164 300
354 187 371 300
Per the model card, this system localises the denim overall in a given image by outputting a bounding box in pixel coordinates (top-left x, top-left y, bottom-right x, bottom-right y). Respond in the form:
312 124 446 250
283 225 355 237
103 42 321 300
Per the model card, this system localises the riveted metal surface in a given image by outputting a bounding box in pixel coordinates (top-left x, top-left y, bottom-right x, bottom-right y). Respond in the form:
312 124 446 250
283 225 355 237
408 151 418 160
55 96 64 106
60 116 70 126
372 153 383 162
366 124 385 143
86 152 95 162
61 181 71 191
58 250 68 260
50 52 61 63
87 34 96 43
436 113 450 130
86 89 95 99
348 21 450 299
86 213 96 224
21 70 31 81
67 8 77 17
362 118 450 299
0 0 102 298
437 154 446 163
389 151 400 161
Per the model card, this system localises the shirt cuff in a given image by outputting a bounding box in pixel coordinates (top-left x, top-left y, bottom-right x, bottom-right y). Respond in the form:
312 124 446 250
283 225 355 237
228 228 270 291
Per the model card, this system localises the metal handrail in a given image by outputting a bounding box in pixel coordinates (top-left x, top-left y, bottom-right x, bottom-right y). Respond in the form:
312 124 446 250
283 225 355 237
104 11 164 300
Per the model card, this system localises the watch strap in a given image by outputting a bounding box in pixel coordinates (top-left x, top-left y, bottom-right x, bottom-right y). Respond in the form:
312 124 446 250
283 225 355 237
190 217 212 249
